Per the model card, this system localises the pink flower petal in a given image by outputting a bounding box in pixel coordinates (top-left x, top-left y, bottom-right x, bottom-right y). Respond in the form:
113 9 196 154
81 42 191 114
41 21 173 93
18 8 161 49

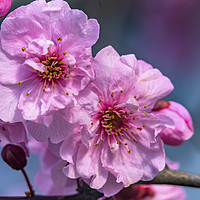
28 114 75 143
0 84 23 122
76 143 108 189
133 68 174 111
1 17 45 57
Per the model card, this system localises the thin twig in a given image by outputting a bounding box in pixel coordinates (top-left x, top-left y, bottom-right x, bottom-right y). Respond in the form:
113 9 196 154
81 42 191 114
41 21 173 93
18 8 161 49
21 168 35 197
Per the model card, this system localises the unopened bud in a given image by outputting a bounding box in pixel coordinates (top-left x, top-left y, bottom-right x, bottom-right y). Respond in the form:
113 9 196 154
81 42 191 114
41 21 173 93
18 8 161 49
152 100 170 111
1 144 27 170
0 0 11 18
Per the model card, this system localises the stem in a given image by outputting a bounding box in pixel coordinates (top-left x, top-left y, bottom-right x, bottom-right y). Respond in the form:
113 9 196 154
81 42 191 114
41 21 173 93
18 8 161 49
21 168 35 197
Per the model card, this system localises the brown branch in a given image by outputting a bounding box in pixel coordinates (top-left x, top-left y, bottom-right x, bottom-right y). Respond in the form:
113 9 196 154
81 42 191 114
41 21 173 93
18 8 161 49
136 167 200 188
1 168 200 200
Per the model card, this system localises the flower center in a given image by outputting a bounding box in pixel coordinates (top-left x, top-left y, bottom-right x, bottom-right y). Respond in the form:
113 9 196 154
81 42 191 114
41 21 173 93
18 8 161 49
91 92 147 153
38 48 70 89
18 37 75 96
103 110 122 129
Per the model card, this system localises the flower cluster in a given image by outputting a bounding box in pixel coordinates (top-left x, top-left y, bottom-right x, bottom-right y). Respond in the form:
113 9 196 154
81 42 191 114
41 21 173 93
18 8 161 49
0 0 194 199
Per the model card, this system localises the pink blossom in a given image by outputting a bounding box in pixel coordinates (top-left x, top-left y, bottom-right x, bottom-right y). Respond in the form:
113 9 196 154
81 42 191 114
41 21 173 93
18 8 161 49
0 0 99 142
152 100 194 145
0 0 11 18
113 184 186 200
60 46 174 197
29 138 77 195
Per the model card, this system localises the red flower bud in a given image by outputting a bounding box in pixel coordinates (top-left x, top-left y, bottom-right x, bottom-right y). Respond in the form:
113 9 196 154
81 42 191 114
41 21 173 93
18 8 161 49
152 100 170 111
1 144 27 170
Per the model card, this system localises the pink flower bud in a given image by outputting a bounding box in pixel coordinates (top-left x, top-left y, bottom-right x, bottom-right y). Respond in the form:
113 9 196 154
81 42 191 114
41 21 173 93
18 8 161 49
0 0 11 18
1 144 27 170
152 100 170 111
152 101 194 145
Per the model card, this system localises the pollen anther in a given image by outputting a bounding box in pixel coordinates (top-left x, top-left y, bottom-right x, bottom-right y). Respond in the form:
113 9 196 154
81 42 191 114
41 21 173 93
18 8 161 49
57 37 62 41
22 47 26 51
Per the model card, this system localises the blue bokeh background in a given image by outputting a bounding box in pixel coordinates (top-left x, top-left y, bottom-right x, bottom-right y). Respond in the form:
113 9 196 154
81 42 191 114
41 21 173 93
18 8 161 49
1 0 200 199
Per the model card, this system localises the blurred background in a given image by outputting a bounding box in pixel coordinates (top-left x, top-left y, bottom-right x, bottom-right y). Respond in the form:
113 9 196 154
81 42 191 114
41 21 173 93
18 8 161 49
1 0 200 199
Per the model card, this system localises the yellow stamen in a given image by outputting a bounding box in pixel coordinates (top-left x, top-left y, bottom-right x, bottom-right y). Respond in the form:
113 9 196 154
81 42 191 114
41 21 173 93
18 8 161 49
134 139 138 143
22 47 26 51
57 37 62 41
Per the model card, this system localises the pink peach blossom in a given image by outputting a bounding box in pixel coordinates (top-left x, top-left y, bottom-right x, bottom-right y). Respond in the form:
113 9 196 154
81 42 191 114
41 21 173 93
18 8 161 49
114 184 186 200
0 0 11 18
60 46 174 197
152 100 193 145
0 0 99 143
